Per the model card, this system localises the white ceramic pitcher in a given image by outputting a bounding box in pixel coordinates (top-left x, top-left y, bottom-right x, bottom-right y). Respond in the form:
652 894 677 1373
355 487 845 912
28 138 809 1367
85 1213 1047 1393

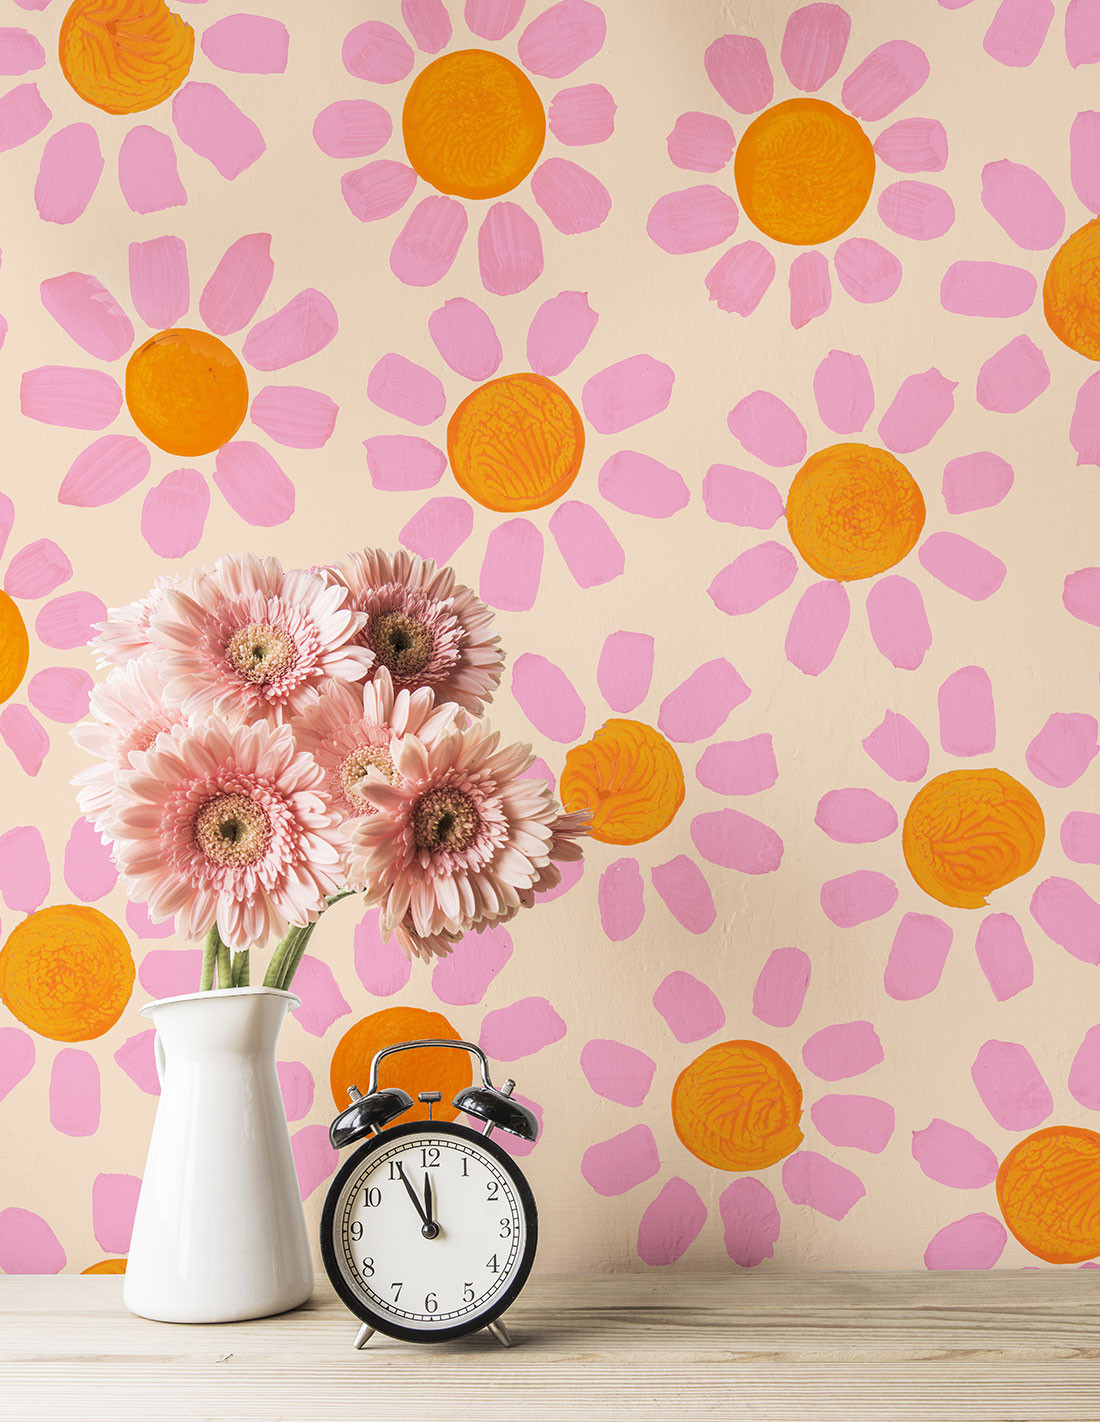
123 986 314 1324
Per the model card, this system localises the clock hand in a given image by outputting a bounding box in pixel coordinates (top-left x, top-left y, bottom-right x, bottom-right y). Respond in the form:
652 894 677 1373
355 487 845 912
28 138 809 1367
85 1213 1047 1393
396 1161 439 1239
423 1172 434 1229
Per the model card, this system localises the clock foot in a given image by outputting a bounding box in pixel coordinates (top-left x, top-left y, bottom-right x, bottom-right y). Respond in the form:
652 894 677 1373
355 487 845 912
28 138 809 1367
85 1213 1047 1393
353 1324 375 1350
486 1318 512 1349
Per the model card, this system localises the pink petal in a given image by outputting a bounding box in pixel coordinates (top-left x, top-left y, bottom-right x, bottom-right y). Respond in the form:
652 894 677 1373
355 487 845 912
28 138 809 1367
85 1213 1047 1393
976 335 1050 414
919 533 1006 600
138 947 203 999
1063 811 1100 864
511 652 584 741
788 248 831 328
92 1173 140 1252
637 1178 706 1265
690 808 783 874
1071 110 1100 211
34 122 102 224
465 0 525 42
201 14 288 73
598 450 688 518
1069 1023 1100 1110
172 82 265 179
658 658 750 742
527 289 597 376
128 234 188 328
841 40 929 119
290 954 350 1038
813 349 874 433
925 1213 1006 1270
1027 712 1099 787
480 996 566 1060
878 181 954 241
727 390 806 466
531 157 610 234
582 354 673 434
971 1039 1052 1129
647 185 738 254
243 288 337 371
834 238 902 303
581 1123 659 1196
364 434 445 491
402 0 451 52
820 870 898 928
884 912 953 1000
29 666 91 724
549 500 624 587
341 159 418 222
479 518 543 611
0 30 44 76
250 385 338 449
313 99 391 158
720 1178 780 1267
114 1028 161 1095
117 125 186 215
517 0 605 78
866 575 931 670
59 435 149 508
938 664 996 755
353 908 411 997
752 946 811 1028
598 858 645 942
35 591 106 649
0 825 49 912
705 34 773 112
0 704 47 775
63 816 117 901
0 1027 34 1104
5 538 71 597
431 923 512 1005
811 1095 894 1154
582 1037 655 1105
537 858 582 904
862 710 930 782
785 580 850 676
874 116 948 172
1064 566 1100 625
1030 877 1100 965
697 734 777 795
213 441 294 525
277 1061 315 1122
940 260 1036 316
367 353 445 425
430 296 502 379
802 1020 884 1080
666 111 734 172
981 159 1064 250
912 1118 998 1188
983 0 1054 66
549 82 615 144
199 232 273 335
0 80 49 153
782 1151 865 1220
702 465 783 528
39 273 133 361
650 858 716 934
477 201 542 295
781 3 851 90
291 1124 338 1200
400 496 473 564
706 240 775 315
652 970 724 1041
815 787 898 843
1068 0 1100 65
1072 372 1100 467
0 494 11 559
597 629 654 711
141 468 209 557
0 1208 65 1273
341 21 414 82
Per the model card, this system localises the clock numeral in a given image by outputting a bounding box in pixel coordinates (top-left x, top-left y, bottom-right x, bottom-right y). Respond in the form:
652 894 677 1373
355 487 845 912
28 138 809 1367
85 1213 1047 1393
486 1180 500 1202
361 1257 374 1277
425 1292 438 1314
463 1282 475 1303
486 1253 499 1273
390 1281 403 1303
362 1187 382 1208
421 1147 440 1168
461 1158 469 1177
499 1218 512 1239
388 1161 401 1180
349 1220 363 1242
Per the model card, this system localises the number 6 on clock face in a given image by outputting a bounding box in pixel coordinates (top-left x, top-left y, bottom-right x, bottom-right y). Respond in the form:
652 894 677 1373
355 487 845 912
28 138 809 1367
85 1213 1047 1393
320 1120 538 1344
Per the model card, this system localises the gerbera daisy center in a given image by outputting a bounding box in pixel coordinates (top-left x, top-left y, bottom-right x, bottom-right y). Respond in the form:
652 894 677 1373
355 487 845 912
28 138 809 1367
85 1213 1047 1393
402 48 546 201
413 786 480 853
125 327 249 458
225 624 297 684
369 611 434 678
59 0 195 116
195 793 271 868
340 743 396 808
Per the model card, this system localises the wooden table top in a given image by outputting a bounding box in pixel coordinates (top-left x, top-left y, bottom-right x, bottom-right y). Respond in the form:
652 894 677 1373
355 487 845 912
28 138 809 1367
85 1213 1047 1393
2 1271 1099 1421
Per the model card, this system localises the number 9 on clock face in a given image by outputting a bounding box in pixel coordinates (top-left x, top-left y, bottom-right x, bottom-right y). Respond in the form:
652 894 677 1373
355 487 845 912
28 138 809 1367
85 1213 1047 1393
320 1120 538 1343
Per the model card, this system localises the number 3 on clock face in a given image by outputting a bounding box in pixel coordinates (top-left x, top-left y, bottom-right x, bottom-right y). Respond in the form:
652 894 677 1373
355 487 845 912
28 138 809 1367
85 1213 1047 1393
320 1120 538 1343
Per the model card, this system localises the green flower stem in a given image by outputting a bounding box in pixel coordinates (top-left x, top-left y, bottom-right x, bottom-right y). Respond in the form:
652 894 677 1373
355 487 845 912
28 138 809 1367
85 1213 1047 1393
262 926 300 989
230 949 250 987
268 891 357 993
200 926 220 992
216 936 233 989
275 921 318 993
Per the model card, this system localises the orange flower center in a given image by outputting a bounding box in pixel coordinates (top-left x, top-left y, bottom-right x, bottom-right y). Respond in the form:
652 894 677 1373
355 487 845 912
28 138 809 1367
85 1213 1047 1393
786 442 926 582
560 719 684 846
1044 216 1100 361
997 1126 1100 1265
447 372 585 513
734 97 875 246
0 591 30 703
126 327 249 457
0 904 134 1042
672 1039 804 1171
402 48 546 200
902 768 1045 910
59 0 194 116
330 1006 467 1119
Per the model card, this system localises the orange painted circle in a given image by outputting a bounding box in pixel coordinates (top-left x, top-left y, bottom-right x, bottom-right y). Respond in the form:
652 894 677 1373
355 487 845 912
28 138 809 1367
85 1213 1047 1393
329 1005 469 1121
0 591 30 703
786 443 926 582
1044 217 1100 361
0 905 134 1042
83 1258 127 1274
734 98 875 246
125 328 249 457
997 1126 1100 1264
59 0 194 117
402 49 546 200
560 719 685 845
672 1039 804 1172
903 768 1045 910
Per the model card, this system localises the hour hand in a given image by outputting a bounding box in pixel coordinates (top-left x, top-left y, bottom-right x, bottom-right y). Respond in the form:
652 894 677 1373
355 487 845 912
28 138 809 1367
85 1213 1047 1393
396 1162 439 1238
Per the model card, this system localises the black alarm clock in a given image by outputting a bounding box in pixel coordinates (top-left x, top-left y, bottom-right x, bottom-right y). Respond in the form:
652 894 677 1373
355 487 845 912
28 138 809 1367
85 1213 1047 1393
321 1038 539 1349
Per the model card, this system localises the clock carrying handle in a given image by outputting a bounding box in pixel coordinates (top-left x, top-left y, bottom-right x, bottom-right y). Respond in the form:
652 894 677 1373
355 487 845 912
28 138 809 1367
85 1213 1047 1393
365 1038 498 1094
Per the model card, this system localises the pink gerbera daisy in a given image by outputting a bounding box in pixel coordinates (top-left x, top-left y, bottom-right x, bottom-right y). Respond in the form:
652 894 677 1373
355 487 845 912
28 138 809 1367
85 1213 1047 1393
150 553 373 723
111 716 344 951
92 574 180 667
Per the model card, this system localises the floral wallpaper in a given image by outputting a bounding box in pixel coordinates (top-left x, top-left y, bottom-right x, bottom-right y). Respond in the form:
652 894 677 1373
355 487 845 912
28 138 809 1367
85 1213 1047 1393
3 0 1100 1277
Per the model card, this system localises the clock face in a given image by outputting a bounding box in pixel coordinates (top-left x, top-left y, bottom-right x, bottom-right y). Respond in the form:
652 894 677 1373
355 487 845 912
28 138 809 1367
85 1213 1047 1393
322 1120 537 1342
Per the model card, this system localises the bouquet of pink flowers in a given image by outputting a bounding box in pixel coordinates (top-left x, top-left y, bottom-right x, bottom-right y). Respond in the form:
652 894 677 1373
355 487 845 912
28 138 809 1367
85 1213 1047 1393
72 550 587 992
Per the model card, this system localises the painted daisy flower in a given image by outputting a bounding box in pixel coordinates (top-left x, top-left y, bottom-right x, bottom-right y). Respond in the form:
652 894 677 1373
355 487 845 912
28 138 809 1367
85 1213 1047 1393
316 0 614 293
362 290 682 609
648 4 954 324
579 955 887 1265
708 348 1009 676
816 665 1100 999
24 232 340 554
111 716 344 951
939 0 1099 72
0 1 284 222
